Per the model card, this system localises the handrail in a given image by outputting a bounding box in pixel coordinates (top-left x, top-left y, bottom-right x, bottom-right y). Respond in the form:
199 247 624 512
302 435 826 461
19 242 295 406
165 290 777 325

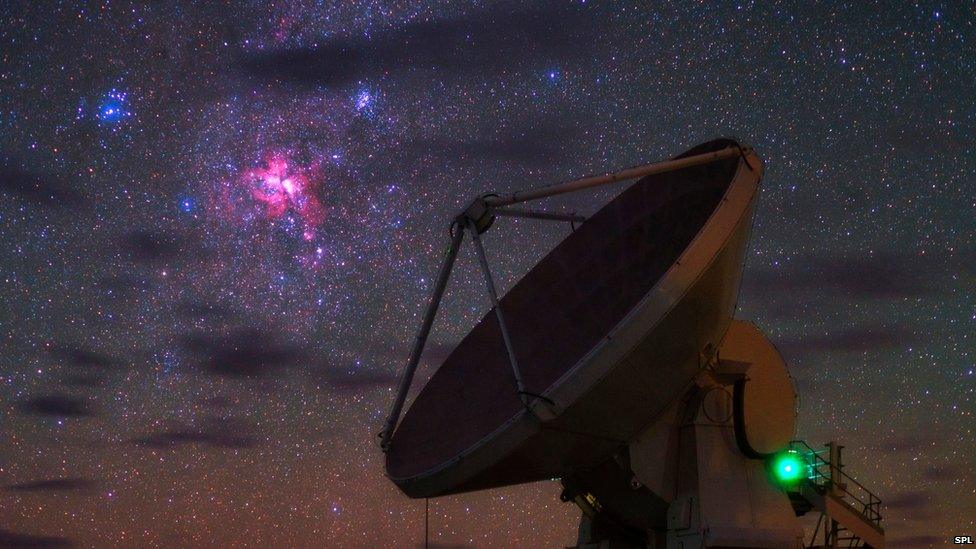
788 440 884 525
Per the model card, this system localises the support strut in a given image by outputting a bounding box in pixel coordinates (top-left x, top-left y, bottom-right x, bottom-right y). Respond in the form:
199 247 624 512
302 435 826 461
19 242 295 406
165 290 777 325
484 147 741 208
466 218 530 408
380 223 466 451
492 207 586 224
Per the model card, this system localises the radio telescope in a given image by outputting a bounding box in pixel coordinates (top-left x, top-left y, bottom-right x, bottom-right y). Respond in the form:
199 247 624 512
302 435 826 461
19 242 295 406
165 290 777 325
379 140 885 548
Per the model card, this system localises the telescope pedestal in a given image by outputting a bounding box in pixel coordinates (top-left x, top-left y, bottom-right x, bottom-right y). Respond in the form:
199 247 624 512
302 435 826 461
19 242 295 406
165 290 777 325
659 381 803 548
573 351 803 548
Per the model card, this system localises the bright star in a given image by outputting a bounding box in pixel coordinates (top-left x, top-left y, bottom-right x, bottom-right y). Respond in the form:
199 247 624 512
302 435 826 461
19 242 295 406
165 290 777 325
178 196 195 213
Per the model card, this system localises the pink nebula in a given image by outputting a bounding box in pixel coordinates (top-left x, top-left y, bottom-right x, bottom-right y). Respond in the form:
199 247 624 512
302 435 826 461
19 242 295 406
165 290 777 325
242 152 325 240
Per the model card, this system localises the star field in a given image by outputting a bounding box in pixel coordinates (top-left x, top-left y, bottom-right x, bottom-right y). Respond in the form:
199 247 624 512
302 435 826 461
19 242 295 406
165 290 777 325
0 1 973 547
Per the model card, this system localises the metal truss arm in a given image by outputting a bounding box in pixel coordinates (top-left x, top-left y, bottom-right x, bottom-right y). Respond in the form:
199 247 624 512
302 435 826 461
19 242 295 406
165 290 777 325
380 223 466 451
484 147 742 208
466 218 529 408
492 207 586 224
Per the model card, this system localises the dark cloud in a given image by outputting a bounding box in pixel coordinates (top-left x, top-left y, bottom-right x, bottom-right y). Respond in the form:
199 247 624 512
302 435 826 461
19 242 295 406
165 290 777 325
176 299 238 321
180 328 304 378
419 123 585 167
876 435 939 454
121 230 185 263
17 394 93 418
0 165 85 209
922 464 964 482
95 273 147 298
54 346 120 370
743 250 971 299
319 339 456 393
47 347 120 389
132 417 258 450
240 3 609 88
6 478 96 493
60 374 107 389
775 325 918 356
889 535 944 547
0 529 74 548
197 396 238 409
365 339 455 370
319 368 398 394
884 490 931 511
132 430 256 450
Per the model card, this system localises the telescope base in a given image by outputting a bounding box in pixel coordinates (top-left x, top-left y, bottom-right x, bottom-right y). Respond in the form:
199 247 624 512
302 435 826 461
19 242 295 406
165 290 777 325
569 366 804 548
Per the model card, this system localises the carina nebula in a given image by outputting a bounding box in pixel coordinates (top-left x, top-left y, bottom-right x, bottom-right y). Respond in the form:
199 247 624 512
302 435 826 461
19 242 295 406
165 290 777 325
230 151 327 241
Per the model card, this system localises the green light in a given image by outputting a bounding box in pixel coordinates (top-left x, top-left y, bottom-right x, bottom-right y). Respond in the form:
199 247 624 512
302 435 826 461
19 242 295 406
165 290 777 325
770 452 805 484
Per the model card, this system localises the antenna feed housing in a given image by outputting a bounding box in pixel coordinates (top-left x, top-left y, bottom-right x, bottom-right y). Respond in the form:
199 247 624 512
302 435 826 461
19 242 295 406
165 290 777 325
457 194 497 234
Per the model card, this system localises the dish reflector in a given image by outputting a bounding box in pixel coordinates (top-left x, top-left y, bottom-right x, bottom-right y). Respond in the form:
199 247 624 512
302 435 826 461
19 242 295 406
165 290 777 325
386 139 763 498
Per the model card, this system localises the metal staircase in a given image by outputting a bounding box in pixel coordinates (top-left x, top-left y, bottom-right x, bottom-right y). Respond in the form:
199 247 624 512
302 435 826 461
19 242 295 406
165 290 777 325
786 441 885 549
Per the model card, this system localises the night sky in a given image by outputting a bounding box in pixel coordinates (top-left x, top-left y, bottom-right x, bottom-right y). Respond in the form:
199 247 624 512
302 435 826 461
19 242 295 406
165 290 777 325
1 1 973 547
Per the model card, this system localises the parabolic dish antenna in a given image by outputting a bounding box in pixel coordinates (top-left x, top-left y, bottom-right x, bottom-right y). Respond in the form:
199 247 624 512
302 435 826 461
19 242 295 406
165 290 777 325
384 139 760 496
378 139 886 548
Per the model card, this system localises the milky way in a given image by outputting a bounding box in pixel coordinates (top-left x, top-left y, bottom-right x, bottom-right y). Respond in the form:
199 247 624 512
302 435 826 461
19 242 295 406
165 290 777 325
0 2 973 547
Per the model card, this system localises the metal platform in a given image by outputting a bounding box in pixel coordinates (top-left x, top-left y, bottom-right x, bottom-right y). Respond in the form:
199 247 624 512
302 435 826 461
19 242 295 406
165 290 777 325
787 441 885 549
